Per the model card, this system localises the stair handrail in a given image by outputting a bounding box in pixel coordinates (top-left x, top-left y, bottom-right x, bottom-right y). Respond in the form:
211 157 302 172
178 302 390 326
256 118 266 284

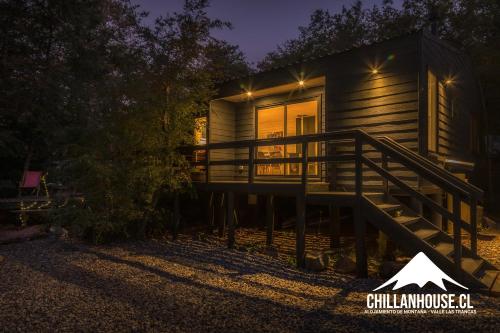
359 131 470 198
379 135 483 200
356 130 480 267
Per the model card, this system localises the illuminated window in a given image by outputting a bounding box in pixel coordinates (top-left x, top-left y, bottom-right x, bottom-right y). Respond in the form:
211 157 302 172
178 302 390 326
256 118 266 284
194 117 207 164
257 106 285 175
256 100 319 176
428 70 438 152
194 117 207 145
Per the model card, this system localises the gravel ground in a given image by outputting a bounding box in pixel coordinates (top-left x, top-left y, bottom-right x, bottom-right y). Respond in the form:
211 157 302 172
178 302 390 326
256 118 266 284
0 231 499 333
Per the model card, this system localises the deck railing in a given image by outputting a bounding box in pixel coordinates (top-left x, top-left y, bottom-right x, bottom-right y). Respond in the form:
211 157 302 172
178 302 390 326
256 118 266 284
189 129 483 268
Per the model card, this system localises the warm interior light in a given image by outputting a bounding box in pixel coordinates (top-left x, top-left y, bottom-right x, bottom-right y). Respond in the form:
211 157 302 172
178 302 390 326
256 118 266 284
298 80 305 86
371 68 379 74
246 91 252 97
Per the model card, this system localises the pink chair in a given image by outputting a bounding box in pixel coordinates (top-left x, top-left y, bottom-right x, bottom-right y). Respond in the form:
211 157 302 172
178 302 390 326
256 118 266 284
19 171 43 197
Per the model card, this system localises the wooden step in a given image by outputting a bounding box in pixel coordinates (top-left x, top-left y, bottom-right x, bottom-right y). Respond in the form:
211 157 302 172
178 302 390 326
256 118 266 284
413 228 440 240
478 270 499 289
394 215 419 225
490 276 500 297
433 242 454 257
377 203 402 212
461 257 484 276
364 193 386 204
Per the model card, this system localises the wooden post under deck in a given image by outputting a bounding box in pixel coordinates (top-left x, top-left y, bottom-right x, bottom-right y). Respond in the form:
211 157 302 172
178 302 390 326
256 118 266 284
442 193 449 233
217 193 226 237
354 134 367 277
226 192 235 249
206 192 214 234
429 192 443 229
296 193 306 268
453 194 462 276
470 198 477 255
172 193 180 240
266 195 275 247
329 204 341 248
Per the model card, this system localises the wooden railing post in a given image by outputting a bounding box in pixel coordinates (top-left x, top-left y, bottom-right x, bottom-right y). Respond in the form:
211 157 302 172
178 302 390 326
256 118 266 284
355 134 363 198
301 141 308 188
382 152 389 200
442 193 449 233
453 193 462 274
248 145 255 183
470 197 477 255
354 132 367 277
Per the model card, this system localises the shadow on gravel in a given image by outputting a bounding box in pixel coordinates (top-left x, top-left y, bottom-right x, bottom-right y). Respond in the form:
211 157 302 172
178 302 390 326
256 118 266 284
8 240 342 324
2 239 499 332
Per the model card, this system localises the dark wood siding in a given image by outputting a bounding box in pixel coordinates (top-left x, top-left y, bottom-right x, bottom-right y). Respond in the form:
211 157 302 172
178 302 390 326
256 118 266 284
421 32 478 162
209 100 236 181
325 35 420 190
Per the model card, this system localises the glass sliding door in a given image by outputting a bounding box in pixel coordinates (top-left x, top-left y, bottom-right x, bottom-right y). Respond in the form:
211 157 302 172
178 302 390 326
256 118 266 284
257 106 285 175
256 99 319 176
286 100 318 175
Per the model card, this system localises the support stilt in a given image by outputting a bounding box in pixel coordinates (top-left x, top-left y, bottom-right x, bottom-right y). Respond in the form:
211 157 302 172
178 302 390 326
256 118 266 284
329 204 341 248
217 193 226 237
430 192 443 229
354 205 367 277
226 192 235 249
296 193 306 268
206 192 214 234
172 193 180 240
266 195 274 247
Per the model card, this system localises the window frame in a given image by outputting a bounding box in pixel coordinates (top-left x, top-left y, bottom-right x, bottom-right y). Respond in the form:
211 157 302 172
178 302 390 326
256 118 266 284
254 96 322 177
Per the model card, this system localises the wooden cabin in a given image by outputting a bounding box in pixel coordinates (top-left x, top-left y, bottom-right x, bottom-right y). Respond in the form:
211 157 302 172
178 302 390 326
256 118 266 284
201 31 480 188
190 31 499 294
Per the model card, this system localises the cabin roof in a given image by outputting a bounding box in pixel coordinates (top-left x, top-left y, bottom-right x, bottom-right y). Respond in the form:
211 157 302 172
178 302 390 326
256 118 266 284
215 30 466 100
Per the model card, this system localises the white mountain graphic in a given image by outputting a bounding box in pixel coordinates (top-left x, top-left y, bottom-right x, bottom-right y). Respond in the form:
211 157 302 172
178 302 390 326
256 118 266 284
373 252 468 291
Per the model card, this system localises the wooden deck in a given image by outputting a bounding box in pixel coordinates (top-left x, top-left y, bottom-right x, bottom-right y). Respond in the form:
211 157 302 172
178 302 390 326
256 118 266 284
185 130 496 291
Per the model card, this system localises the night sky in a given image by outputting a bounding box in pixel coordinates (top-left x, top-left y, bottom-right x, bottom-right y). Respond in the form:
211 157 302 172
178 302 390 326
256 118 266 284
134 0 401 64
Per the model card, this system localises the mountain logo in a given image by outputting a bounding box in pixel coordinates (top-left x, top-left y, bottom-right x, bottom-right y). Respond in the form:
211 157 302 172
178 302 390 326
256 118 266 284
373 252 468 291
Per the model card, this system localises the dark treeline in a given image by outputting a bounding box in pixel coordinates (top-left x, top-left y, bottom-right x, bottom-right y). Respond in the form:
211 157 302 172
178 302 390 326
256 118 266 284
1 0 499 241
0 0 249 241
259 0 500 139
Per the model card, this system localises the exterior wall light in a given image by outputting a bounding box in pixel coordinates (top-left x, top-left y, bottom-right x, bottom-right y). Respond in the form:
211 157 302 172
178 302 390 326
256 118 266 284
371 68 379 74
444 79 453 85
246 91 252 97
298 80 305 87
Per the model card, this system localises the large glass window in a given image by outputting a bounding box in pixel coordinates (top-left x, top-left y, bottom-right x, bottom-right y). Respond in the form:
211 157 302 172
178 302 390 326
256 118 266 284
257 106 285 175
194 117 207 145
194 117 207 164
256 100 319 176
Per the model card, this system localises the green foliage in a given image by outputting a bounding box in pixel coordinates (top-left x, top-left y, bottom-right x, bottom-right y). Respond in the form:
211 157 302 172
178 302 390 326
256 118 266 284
258 0 500 93
0 0 249 242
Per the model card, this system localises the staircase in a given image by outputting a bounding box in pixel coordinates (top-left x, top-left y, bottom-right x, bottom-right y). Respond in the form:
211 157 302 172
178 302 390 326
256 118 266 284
189 128 498 294
355 132 499 295
363 193 499 294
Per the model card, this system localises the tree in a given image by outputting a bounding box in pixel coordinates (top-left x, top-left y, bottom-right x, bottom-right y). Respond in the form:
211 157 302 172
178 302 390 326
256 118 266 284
258 1 371 71
0 0 249 241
